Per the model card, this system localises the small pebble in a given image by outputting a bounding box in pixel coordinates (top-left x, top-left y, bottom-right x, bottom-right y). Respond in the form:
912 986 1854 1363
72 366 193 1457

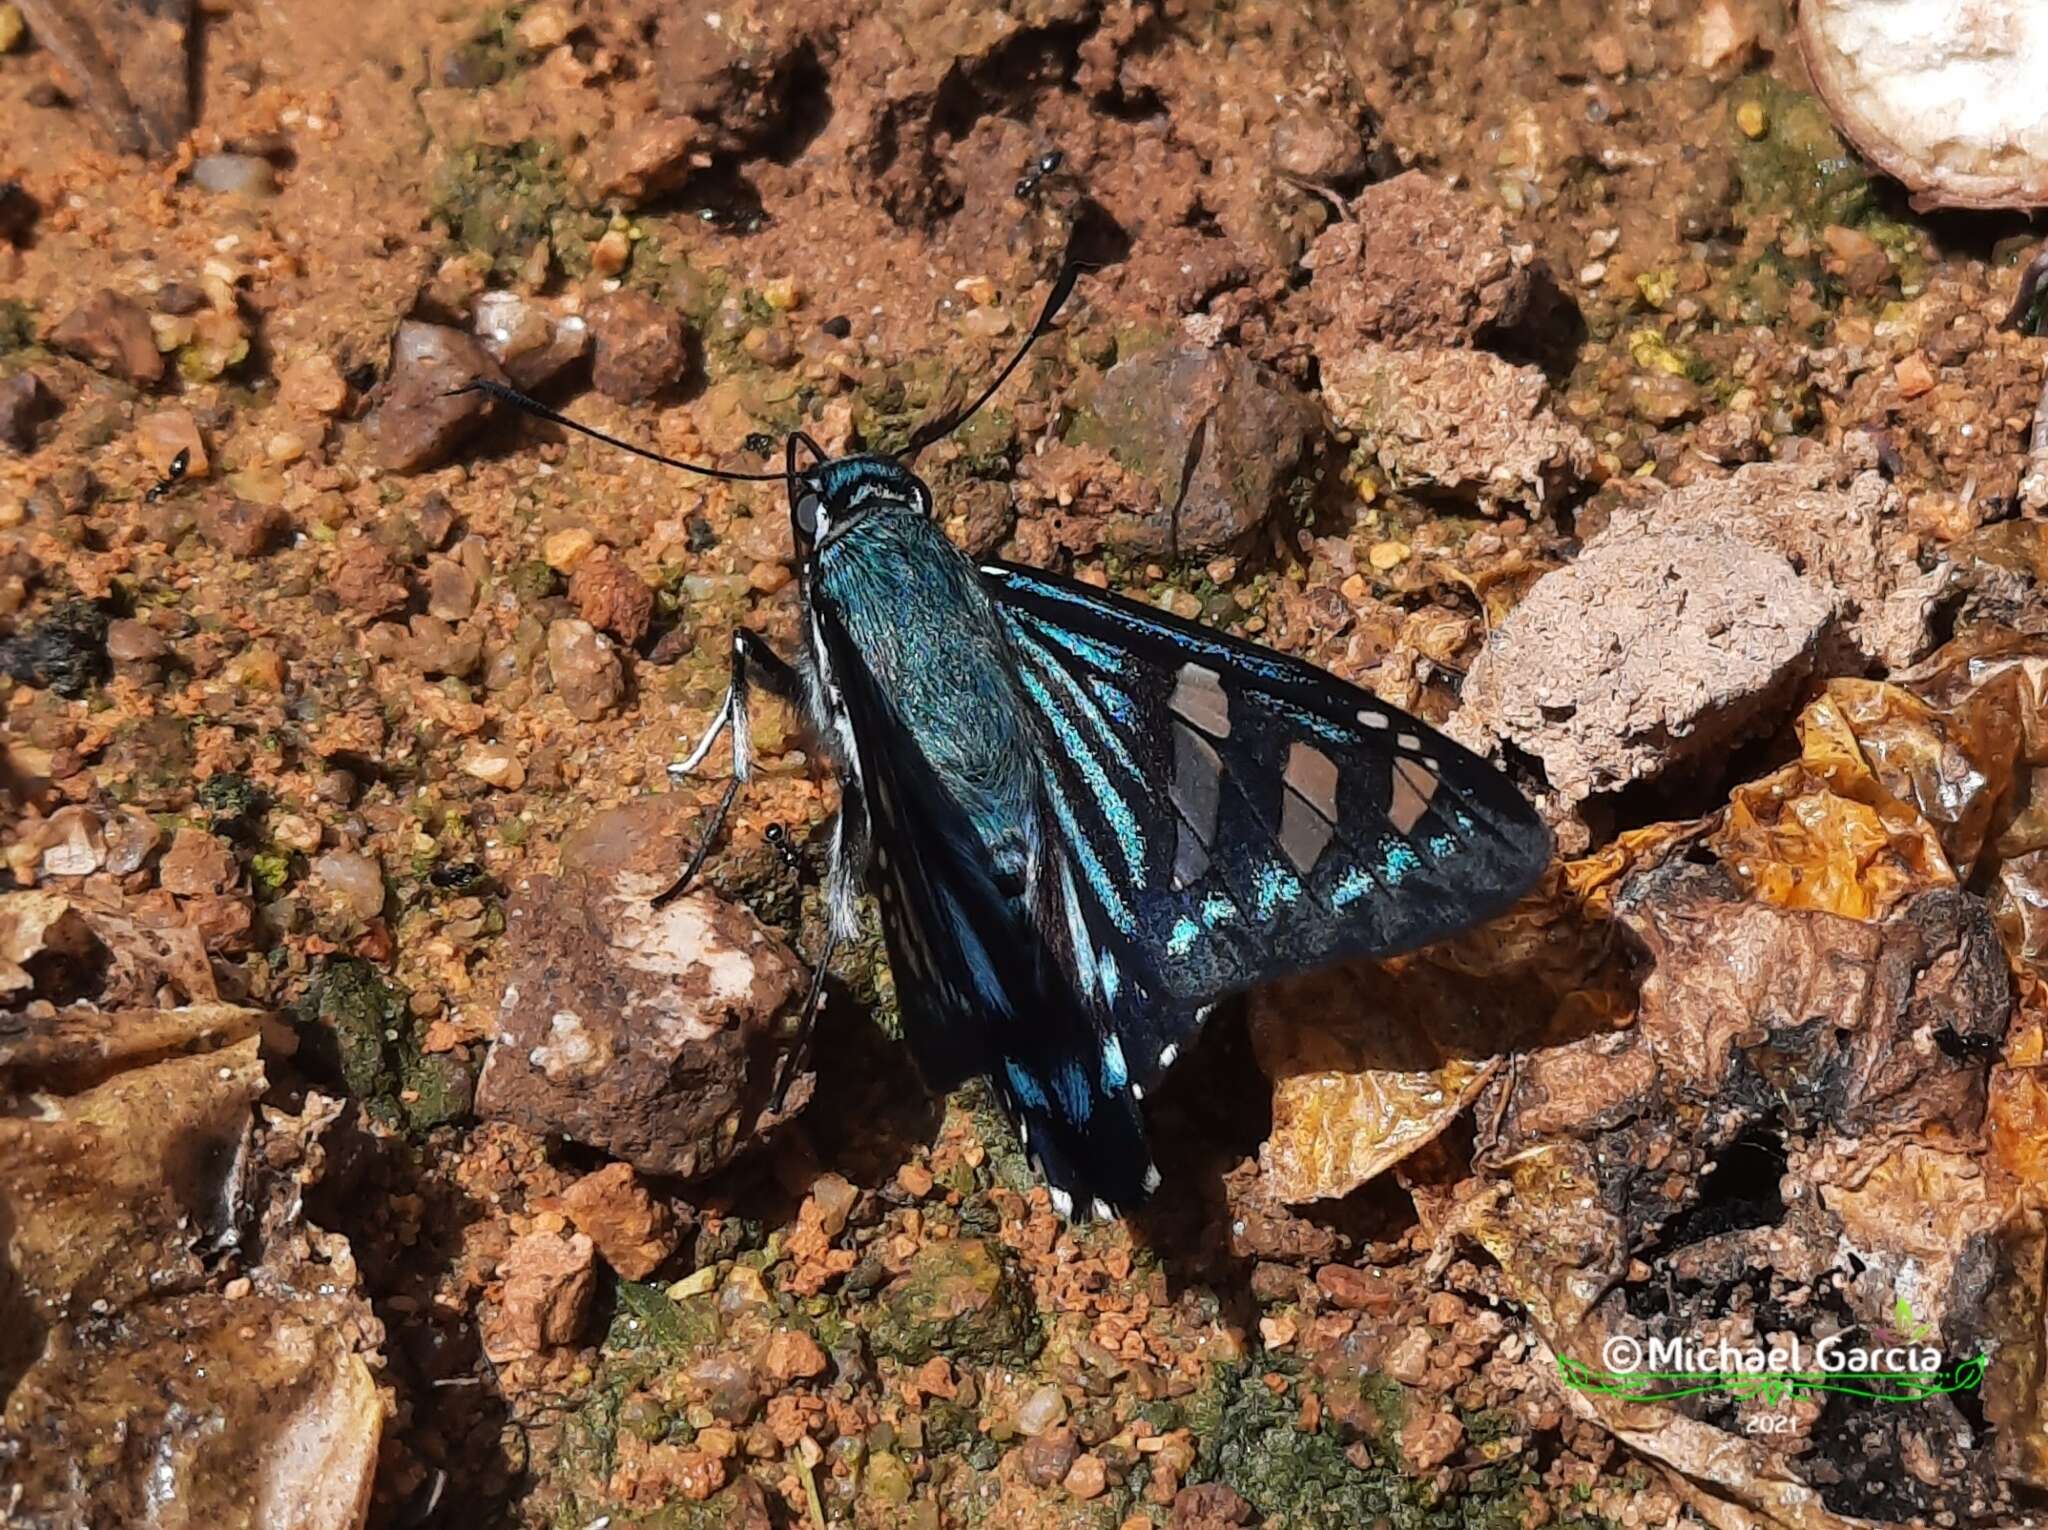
189 154 277 198
1062 1454 1108 1501
312 849 385 920
1368 540 1411 571
463 743 527 790
543 527 598 572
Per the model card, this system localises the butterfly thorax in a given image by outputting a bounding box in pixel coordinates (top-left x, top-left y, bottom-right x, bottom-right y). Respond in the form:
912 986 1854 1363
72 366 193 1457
808 506 1041 882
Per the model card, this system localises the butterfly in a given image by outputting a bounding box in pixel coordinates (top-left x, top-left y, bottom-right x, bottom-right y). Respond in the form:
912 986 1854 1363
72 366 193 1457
462 265 1551 1221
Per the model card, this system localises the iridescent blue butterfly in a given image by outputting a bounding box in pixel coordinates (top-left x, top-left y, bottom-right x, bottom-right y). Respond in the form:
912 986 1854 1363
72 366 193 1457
462 267 1550 1220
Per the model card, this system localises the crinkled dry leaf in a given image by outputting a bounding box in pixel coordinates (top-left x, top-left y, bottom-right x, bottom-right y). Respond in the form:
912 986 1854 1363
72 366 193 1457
1712 682 1963 919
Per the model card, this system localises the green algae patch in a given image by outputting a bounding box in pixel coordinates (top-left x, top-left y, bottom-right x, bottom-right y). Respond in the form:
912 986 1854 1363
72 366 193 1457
867 1237 1041 1367
302 958 472 1133
1188 1360 1592 1530
430 141 599 281
1731 77 1874 233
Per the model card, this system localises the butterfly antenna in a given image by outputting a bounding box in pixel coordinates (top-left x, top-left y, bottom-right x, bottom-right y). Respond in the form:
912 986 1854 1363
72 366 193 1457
448 378 786 483
901 261 1087 460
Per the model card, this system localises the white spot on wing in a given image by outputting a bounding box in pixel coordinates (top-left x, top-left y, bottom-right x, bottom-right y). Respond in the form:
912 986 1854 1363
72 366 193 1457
1358 708 1389 730
1049 1187 1075 1220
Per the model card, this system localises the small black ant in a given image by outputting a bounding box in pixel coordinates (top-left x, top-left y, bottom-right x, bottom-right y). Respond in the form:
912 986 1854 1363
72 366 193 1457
1015 150 1064 201
145 447 190 503
743 431 777 457
764 822 803 874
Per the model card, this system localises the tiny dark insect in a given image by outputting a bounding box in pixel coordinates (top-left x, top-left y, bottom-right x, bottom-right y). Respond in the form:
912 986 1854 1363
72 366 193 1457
146 447 190 503
1015 150 1064 201
765 822 803 874
743 431 778 457
429 861 488 892
453 259 1549 1221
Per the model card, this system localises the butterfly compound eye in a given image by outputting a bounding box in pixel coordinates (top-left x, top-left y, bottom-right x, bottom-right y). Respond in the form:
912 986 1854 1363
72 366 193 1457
793 490 824 541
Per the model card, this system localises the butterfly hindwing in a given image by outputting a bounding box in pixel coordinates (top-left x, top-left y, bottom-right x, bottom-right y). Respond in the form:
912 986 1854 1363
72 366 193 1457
984 561 1553 1024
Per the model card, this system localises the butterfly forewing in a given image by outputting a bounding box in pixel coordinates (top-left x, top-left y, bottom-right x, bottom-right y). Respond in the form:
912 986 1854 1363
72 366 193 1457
985 562 1553 1014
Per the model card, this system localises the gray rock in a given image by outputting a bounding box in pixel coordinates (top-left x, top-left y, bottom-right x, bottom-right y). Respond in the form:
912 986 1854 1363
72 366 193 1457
1084 343 1320 558
1454 529 1831 802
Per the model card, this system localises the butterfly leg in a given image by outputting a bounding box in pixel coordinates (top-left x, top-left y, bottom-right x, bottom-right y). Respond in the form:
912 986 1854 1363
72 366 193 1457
661 629 802 903
768 788 869 1110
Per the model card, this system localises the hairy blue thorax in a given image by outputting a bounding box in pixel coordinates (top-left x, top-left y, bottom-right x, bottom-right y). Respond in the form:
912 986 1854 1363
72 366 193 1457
813 504 1039 866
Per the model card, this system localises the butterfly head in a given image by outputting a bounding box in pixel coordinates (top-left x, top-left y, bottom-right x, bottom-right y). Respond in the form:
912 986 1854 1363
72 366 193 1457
788 451 933 551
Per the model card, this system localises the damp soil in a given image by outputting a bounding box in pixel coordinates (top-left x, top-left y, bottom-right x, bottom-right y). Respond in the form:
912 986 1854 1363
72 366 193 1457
7 1 2048 1527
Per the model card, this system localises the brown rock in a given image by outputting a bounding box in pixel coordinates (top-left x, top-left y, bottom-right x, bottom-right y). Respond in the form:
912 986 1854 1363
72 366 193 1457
1016 1427 1080 1488
482 1230 597 1361
1171 1483 1255 1529
556 1162 678 1279
1081 343 1320 558
365 321 506 473
1270 106 1368 182
547 618 625 720
197 496 287 557
588 115 700 204
1302 173 1535 351
1399 1408 1464 1472
183 893 254 954
330 536 408 617
48 290 163 386
1314 1264 1399 1314
413 492 458 551
1321 343 1591 514
569 547 655 645
762 1329 829 1383
425 558 480 621
0 371 52 451
475 795 811 1178
158 827 236 897
586 289 687 403
104 618 168 665
1453 530 1831 802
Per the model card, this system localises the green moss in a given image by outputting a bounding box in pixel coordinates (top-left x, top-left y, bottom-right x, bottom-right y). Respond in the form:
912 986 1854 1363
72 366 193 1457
250 851 292 898
305 959 472 1133
430 140 595 280
443 6 529 90
309 958 405 1101
1188 1361 1578 1530
510 558 559 601
197 771 265 826
0 299 34 353
608 1281 725 1354
867 1237 1041 1367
